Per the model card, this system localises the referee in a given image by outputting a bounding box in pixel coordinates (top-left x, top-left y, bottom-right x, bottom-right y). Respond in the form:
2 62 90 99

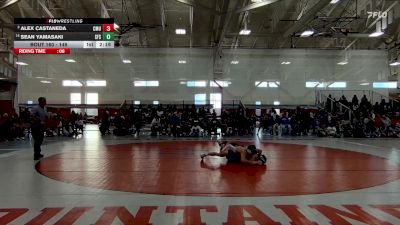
31 97 49 160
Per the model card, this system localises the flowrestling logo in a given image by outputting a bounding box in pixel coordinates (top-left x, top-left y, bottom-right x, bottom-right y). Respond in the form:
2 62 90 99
367 11 388 19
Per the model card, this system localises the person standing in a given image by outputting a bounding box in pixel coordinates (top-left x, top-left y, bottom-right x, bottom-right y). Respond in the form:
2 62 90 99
31 97 49 160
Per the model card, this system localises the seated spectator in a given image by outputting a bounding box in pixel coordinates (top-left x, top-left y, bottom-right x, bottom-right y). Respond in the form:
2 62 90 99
374 114 384 133
326 125 337 137
317 124 328 137
190 120 203 137
281 112 291 135
170 111 182 137
272 114 281 136
342 122 353 137
209 116 220 135
381 115 392 136
75 119 84 134
364 114 379 137
151 116 161 136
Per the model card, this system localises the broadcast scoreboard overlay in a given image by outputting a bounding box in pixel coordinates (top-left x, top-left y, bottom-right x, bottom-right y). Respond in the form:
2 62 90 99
14 18 115 55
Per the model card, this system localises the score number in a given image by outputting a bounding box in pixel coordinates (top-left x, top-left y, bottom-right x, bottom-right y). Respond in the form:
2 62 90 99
102 24 115 41
102 24 114 32
102 32 114 41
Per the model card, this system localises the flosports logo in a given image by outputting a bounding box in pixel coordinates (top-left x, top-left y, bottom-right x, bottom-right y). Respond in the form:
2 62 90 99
367 11 388 19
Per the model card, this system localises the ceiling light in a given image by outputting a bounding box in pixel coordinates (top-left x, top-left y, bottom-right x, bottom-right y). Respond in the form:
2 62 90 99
231 60 239 64
239 29 251 35
360 83 370 86
63 80 82 87
337 61 348 65
86 80 106 86
389 62 400 66
122 59 132 64
273 101 281 106
330 0 340 3
281 61 291 65
175 29 186 35
300 30 314 37
65 59 76 63
35 77 53 79
180 81 187 84
16 61 28 66
178 60 186 64
369 31 384 37
251 0 263 2
40 80 52 84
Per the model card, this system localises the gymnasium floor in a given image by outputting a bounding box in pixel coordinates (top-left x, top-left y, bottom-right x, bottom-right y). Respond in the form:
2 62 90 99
1 125 400 225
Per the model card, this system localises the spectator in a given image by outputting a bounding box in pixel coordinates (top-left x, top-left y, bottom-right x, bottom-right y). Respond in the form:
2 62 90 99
351 95 359 108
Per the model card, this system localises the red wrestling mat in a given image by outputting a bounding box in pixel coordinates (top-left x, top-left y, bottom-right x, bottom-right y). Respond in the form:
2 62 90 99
36 141 400 196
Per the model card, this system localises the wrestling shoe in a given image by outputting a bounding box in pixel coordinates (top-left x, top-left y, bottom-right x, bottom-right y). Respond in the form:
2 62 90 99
259 154 267 165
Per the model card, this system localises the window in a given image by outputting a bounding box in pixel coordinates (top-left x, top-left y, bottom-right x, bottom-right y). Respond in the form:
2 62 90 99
86 80 106 86
134 101 141 105
255 81 268 87
273 101 281 105
373 82 398 89
85 109 98 116
195 94 206 105
85 93 98 116
255 101 261 116
255 81 280 88
328 82 347 88
153 101 159 105
85 93 98 105
71 108 82 114
187 81 207 87
175 29 186 35
134 81 159 87
63 80 82 87
134 81 146 86
268 81 280 88
27 100 33 105
210 80 231 87
306 82 326 88
70 93 81 104
210 93 222 109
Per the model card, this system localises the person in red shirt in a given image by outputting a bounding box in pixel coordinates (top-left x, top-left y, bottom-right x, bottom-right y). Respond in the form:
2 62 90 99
374 114 384 128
